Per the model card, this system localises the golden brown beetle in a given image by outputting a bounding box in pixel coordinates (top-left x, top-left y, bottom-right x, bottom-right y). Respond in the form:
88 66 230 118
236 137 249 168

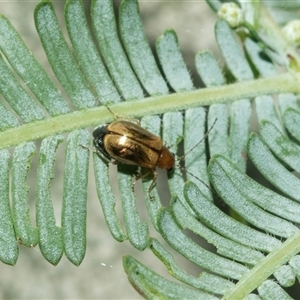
93 114 217 198
93 119 175 192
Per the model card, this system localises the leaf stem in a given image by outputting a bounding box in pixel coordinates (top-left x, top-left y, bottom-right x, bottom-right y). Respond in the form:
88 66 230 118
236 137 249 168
0 72 299 149
223 231 300 299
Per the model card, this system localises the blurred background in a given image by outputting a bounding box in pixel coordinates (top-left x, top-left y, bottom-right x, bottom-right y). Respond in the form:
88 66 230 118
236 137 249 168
0 1 219 299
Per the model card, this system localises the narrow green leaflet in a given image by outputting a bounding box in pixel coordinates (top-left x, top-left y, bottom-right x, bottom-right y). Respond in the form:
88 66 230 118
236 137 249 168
257 280 293 300
171 196 264 265
118 164 149 251
278 93 300 116
93 151 127 242
209 155 299 237
12 142 38 247
149 238 234 295
0 150 18 265
0 15 69 116
208 104 230 157
184 107 212 201
195 50 226 87
140 115 163 231
163 112 191 211
0 53 45 123
215 19 253 81
35 1 96 109
259 120 300 173
184 182 281 252
62 129 90 265
289 256 300 282
229 99 251 172
248 132 300 203
91 0 144 100
123 255 218 300
65 0 120 104
158 208 249 280
156 29 193 92
120 0 168 96
273 265 295 287
244 37 278 78
36 135 64 266
0 102 19 131
283 108 300 142
255 95 283 132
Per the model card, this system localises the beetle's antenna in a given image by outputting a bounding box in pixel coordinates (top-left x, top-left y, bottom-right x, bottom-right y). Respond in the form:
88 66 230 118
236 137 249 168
178 118 217 164
176 118 222 202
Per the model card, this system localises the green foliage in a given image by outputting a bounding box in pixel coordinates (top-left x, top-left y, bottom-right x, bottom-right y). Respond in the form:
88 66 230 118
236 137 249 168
0 0 300 298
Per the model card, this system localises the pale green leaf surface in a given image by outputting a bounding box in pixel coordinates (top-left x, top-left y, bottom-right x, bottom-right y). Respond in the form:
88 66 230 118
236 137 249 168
171 196 264 265
229 99 251 171
209 155 299 237
248 132 300 204
93 151 127 242
216 147 300 223
158 208 249 280
245 37 278 78
184 181 281 252
0 149 18 265
273 265 295 287
184 107 212 200
284 108 300 142
257 280 293 300
140 115 163 231
278 93 300 116
120 0 168 96
118 164 149 251
215 19 253 81
208 104 229 157
289 255 300 281
65 0 120 104
36 135 64 266
255 95 283 132
260 120 300 173
156 29 193 92
0 102 19 131
91 0 143 100
123 255 218 300
195 50 226 87
149 238 234 295
163 111 184 200
62 129 90 265
245 294 262 300
12 142 38 247
0 53 45 123
35 1 96 109
0 15 69 116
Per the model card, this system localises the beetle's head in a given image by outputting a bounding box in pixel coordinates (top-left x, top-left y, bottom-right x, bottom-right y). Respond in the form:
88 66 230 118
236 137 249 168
156 147 175 171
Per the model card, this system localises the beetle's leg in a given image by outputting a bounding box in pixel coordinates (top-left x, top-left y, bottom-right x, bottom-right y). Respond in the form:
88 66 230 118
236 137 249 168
148 170 158 201
133 170 152 184
148 170 158 192
79 144 95 152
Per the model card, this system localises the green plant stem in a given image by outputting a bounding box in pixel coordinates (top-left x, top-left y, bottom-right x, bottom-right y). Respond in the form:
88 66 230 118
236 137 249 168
223 230 300 300
0 72 299 149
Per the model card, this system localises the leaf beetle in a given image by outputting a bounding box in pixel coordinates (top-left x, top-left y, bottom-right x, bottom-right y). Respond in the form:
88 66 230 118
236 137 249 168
93 119 175 193
92 108 217 198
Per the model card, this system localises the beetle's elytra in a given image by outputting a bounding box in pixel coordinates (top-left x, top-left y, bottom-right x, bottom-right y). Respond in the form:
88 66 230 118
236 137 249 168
93 120 175 193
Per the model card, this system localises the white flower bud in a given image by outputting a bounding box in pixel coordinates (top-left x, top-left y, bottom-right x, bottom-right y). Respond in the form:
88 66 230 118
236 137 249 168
282 20 300 46
217 2 244 28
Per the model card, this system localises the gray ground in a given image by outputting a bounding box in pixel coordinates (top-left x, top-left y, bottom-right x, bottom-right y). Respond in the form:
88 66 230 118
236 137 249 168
0 1 217 299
